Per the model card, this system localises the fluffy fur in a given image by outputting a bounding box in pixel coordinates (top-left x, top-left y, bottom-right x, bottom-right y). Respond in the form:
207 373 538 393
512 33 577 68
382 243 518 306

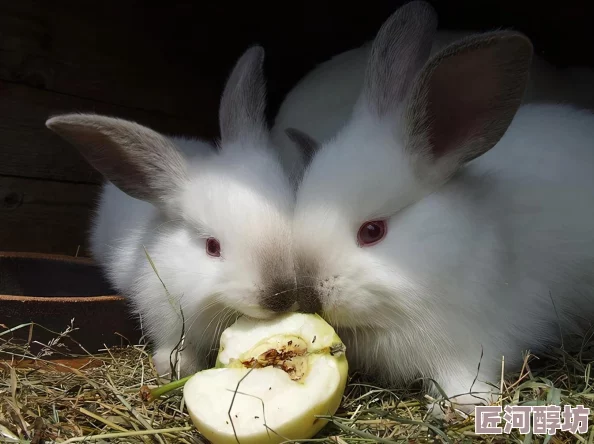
47 47 301 377
293 103 594 405
274 1 594 412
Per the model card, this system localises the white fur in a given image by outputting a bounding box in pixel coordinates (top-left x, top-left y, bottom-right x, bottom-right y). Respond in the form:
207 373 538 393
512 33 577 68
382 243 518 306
273 6 594 411
66 46 304 378
90 134 296 376
290 102 594 406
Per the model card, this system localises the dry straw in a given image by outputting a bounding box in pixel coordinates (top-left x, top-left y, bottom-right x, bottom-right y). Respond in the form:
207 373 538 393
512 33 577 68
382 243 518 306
1 319 592 443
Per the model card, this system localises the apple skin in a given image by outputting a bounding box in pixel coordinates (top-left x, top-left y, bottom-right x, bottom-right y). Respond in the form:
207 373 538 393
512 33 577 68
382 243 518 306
184 313 349 444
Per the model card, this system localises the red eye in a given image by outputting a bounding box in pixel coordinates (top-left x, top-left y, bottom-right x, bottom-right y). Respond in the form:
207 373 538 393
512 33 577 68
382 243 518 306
357 220 387 247
206 238 221 257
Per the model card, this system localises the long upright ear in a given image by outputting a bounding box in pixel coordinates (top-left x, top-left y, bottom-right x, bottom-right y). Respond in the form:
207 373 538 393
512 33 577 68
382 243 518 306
404 31 533 179
46 113 188 204
219 45 267 145
362 0 438 117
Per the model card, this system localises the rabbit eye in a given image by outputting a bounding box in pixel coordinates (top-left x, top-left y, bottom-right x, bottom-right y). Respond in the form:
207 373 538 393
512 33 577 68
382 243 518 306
206 237 221 257
357 220 387 247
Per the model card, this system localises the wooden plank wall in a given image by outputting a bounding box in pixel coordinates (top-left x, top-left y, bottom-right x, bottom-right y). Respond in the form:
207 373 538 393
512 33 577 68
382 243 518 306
0 0 592 257
0 0 219 256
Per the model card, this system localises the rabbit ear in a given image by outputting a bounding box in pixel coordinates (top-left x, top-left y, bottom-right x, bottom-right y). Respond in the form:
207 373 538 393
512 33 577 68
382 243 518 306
284 127 320 166
46 113 188 204
219 45 268 145
362 0 438 117
404 31 533 177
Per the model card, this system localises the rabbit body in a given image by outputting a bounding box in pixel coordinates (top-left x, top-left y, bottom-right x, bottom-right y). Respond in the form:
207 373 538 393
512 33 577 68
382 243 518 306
276 1 594 411
47 48 300 378
293 103 594 402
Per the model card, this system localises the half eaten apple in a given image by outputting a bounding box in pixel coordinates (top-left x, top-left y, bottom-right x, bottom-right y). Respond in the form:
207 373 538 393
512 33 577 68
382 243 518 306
183 313 348 444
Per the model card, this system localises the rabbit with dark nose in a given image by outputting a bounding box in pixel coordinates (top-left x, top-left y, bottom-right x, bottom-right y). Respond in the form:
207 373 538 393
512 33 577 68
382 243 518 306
46 47 306 378
273 0 594 414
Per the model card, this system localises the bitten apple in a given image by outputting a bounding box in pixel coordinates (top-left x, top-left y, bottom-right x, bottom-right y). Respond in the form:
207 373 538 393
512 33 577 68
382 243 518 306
183 313 348 444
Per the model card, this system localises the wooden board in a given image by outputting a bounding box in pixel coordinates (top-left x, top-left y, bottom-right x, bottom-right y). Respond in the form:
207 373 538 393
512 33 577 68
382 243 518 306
0 175 99 255
0 357 104 373
0 81 209 183
0 0 221 127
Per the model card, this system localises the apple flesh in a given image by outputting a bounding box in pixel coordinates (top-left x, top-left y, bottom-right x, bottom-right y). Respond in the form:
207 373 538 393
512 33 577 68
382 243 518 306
183 313 348 444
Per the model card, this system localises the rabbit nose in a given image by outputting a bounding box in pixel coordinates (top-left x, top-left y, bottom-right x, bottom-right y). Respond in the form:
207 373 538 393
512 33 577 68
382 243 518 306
260 281 298 312
294 288 322 314
260 282 322 314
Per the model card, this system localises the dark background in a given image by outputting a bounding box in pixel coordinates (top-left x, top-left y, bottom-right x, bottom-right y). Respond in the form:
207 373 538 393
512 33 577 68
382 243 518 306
137 0 594 135
0 0 592 255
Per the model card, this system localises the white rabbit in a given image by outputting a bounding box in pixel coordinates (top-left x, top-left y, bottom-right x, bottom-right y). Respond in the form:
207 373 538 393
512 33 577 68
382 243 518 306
277 1 594 414
46 46 304 378
271 4 594 176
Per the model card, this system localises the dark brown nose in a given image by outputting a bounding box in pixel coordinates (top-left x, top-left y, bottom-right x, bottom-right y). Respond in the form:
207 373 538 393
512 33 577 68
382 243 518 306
294 287 322 314
259 281 321 314
260 280 297 312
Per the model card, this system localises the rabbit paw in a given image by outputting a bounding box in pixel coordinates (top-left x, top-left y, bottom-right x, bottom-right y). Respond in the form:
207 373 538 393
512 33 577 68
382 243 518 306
152 348 176 379
427 392 498 422
152 345 203 380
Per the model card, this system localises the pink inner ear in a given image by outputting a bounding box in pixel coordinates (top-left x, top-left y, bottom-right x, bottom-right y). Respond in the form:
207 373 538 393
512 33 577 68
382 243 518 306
427 48 501 158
